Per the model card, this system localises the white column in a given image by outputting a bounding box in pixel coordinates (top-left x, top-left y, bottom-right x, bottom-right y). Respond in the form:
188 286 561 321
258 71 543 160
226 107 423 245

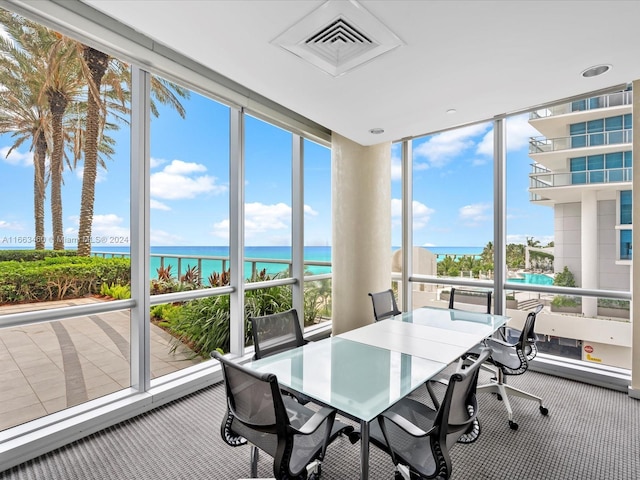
581 190 598 318
331 133 391 334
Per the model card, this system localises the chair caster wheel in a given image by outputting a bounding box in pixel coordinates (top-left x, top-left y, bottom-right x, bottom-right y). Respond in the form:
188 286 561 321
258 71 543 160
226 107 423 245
540 406 549 415
509 420 518 430
496 394 503 401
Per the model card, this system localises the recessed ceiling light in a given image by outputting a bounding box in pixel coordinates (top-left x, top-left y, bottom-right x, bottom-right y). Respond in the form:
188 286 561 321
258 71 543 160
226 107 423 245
581 64 611 78
446 109 457 114
369 128 384 134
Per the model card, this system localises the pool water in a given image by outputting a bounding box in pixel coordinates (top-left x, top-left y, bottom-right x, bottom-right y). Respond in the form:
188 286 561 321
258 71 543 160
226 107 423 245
509 273 554 285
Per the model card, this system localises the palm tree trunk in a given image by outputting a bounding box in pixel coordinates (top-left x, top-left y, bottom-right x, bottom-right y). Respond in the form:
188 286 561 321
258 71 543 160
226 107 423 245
47 89 68 251
77 47 109 257
33 130 47 250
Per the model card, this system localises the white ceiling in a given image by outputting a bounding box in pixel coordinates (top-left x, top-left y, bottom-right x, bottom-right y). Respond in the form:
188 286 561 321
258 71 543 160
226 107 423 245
81 0 640 146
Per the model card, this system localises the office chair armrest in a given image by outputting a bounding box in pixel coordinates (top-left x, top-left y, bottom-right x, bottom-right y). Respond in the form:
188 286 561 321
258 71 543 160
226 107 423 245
292 406 337 436
379 410 436 439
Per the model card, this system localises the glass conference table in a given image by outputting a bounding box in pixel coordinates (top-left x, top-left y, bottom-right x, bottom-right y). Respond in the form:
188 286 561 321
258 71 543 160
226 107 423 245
246 306 509 480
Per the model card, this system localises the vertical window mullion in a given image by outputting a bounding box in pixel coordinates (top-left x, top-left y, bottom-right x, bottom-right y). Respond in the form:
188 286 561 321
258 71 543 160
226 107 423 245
130 66 151 391
229 107 245 355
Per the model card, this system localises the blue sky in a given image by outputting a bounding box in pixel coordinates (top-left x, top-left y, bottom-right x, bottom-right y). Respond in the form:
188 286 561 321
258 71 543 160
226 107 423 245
0 89 553 250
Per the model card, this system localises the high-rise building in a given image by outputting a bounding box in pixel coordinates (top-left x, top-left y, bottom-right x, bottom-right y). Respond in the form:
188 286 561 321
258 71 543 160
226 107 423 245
528 87 632 318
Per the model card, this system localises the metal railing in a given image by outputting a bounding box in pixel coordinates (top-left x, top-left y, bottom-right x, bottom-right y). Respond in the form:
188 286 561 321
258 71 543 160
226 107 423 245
529 129 632 154
92 251 331 284
529 167 632 189
530 90 632 119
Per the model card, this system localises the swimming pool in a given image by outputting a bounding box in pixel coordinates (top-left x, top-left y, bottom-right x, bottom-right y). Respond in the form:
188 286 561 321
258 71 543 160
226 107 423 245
509 273 554 285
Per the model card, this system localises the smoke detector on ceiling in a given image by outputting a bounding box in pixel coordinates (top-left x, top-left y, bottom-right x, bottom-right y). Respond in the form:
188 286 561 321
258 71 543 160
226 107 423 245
272 0 404 77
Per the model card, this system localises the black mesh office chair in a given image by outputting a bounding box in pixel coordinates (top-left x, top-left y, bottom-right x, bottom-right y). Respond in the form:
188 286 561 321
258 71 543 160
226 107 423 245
250 309 310 405
213 352 354 479
478 304 549 430
369 348 492 480
250 309 307 359
368 289 401 321
448 287 492 314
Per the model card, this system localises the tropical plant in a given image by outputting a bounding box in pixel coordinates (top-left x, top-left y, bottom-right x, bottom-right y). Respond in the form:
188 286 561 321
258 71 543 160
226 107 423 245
76 53 190 255
0 12 52 249
554 266 576 287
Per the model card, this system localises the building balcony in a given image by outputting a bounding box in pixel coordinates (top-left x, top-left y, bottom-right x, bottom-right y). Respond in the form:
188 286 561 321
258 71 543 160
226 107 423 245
529 166 631 204
530 90 632 120
529 129 632 154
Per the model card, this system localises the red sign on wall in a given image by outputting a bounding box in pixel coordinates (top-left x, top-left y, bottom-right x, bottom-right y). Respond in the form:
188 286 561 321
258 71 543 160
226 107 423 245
584 345 594 353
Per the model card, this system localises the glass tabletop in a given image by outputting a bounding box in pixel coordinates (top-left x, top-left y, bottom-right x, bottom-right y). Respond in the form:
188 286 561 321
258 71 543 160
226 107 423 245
247 336 447 422
394 306 510 335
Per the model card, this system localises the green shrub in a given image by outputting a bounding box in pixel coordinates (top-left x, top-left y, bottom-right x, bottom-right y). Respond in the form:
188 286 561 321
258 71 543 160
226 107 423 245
100 282 131 299
0 249 77 262
157 271 325 358
0 256 130 304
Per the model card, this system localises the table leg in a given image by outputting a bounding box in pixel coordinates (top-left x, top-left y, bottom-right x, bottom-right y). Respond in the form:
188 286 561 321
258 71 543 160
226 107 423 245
360 419 369 480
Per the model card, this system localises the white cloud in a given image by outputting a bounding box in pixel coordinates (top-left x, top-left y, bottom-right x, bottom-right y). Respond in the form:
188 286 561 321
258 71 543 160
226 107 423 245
476 114 540 156
391 153 402 181
151 229 184 245
210 202 318 244
150 159 226 200
304 205 319 217
391 198 434 230
0 146 32 167
150 199 171 211
0 219 22 231
458 203 491 226
150 157 167 169
413 123 491 169
65 213 129 245
506 234 555 246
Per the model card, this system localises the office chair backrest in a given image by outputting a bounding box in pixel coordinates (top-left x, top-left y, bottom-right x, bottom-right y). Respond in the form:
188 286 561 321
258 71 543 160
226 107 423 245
368 289 401 321
213 351 340 479
438 347 492 450
448 287 492 314
250 309 305 360
519 304 543 361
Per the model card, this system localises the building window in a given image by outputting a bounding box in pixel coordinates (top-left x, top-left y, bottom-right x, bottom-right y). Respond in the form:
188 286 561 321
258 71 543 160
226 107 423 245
570 151 632 185
620 190 632 225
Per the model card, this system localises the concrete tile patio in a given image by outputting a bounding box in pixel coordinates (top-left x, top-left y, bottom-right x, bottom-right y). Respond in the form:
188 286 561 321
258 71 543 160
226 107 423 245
0 298 203 431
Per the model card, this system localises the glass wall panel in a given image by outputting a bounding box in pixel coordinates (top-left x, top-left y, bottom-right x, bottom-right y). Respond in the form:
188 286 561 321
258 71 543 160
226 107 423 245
0 12 138 429
244 116 293 281
148 82 230 293
303 138 332 325
511 99 632 370
147 80 230 377
0 311 133 431
411 121 493 310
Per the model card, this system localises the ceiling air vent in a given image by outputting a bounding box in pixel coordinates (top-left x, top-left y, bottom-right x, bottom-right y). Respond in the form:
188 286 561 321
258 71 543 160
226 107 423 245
272 0 403 77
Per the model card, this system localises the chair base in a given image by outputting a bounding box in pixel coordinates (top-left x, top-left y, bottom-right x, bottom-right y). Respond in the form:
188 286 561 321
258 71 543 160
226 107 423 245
477 373 548 430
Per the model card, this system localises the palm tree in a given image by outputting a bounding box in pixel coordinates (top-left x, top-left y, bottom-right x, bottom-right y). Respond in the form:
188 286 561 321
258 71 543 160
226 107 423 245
41 34 84 250
75 46 189 256
0 11 53 249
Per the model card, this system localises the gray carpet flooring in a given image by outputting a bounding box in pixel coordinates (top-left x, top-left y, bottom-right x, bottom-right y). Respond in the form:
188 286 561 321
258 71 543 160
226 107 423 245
1 368 639 479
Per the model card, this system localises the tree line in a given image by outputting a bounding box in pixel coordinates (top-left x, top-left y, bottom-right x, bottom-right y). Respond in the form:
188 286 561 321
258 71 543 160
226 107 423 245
437 238 555 278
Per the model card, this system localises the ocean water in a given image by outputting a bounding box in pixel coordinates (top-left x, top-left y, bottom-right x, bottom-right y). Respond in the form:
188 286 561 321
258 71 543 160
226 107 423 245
88 245 483 282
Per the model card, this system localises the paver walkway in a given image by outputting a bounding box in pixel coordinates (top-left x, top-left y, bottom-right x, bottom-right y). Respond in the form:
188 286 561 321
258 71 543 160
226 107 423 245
0 298 202 431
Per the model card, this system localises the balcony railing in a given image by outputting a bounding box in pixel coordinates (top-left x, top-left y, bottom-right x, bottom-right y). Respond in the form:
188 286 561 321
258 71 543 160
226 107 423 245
530 90 633 119
529 167 632 189
529 129 632 154
92 251 332 284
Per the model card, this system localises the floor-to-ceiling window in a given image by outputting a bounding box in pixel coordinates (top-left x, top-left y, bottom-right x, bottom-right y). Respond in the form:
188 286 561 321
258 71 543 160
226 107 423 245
0 11 133 430
409 122 495 309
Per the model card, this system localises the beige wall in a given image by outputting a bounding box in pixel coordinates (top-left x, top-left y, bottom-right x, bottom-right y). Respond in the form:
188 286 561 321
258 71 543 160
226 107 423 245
331 133 391 335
